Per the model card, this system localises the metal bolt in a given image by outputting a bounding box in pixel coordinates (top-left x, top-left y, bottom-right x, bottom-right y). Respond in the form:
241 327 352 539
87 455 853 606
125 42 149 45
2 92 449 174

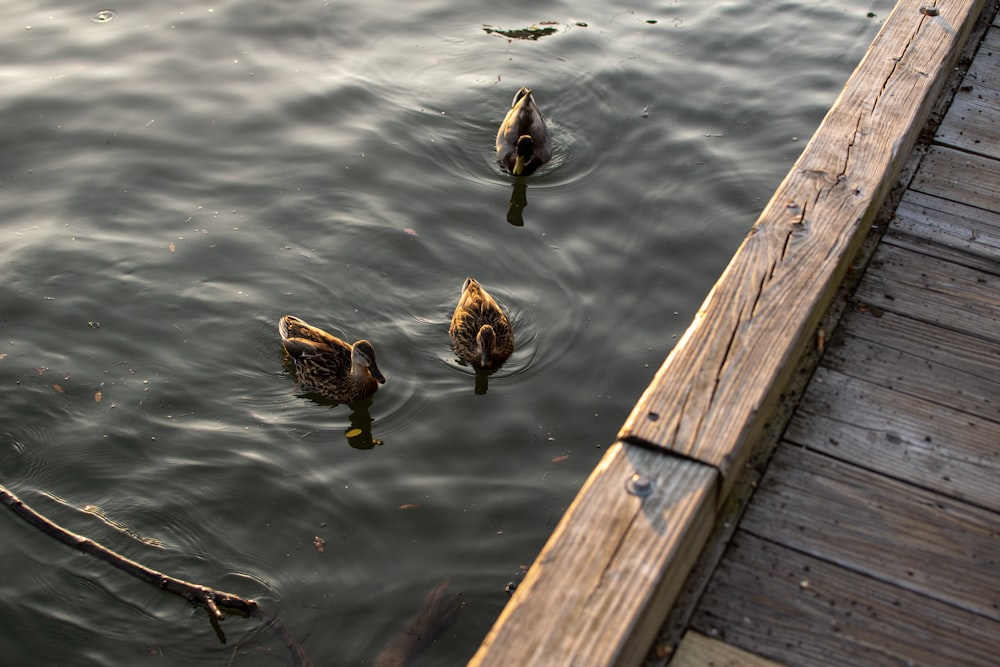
625 473 654 498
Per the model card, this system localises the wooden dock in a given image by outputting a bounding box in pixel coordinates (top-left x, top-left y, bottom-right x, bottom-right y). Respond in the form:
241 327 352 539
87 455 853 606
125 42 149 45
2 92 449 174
470 0 1000 664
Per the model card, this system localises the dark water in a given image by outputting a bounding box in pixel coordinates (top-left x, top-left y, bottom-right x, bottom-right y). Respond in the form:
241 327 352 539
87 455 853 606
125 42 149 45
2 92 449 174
1 1 890 664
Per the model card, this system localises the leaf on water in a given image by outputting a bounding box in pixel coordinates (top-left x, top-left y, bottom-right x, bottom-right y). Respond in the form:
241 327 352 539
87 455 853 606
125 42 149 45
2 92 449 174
398 503 420 510
550 454 570 463
95 389 103 402
53 384 65 394
403 228 418 236
313 536 326 553
169 242 176 253
0 353 6 363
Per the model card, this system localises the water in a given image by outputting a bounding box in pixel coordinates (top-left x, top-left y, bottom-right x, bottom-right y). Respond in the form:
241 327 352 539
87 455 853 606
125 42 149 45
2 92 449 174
1 1 891 664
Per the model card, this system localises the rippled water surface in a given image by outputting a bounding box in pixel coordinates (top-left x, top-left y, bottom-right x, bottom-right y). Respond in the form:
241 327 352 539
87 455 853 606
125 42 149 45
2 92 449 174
1 1 891 664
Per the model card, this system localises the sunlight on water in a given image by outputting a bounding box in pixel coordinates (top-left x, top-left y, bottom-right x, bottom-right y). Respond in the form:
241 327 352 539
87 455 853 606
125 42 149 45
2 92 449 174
0 0 893 664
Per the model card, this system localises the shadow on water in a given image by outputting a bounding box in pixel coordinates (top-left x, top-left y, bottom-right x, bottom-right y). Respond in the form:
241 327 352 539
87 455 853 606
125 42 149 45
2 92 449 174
279 355 384 449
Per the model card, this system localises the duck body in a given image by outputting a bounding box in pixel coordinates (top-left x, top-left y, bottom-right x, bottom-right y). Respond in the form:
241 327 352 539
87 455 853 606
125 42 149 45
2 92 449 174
496 87 551 176
278 315 386 401
449 278 514 369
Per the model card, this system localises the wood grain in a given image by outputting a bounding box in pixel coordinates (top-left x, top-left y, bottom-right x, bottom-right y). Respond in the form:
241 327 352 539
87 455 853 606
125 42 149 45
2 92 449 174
820 315 1000 420
671 630 786 667
469 443 717 667
934 26 1000 158
854 242 1000 339
739 445 1000 621
618 0 988 501
835 306 1000 382
785 365 1000 511
885 189 1000 273
689 532 1000 667
910 144 1000 213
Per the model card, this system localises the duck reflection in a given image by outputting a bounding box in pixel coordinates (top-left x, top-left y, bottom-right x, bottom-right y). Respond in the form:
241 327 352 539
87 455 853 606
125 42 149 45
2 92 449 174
506 178 529 227
473 366 499 395
280 353 384 449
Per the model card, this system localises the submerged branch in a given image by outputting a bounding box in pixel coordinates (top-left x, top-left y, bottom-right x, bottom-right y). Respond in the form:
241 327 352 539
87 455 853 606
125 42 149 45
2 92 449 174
0 483 314 667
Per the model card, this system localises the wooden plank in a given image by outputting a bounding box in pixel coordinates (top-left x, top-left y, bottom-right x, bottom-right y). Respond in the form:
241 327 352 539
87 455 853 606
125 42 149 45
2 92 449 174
854 242 1000 340
884 189 1000 272
469 443 717 667
910 145 1000 214
820 316 1000 420
671 630 787 667
836 306 1000 382
935 91 1000 159
617 0 987 501
934 26 1000 157
785 365 1000 511
739 445 1000 621
689 532 1000 667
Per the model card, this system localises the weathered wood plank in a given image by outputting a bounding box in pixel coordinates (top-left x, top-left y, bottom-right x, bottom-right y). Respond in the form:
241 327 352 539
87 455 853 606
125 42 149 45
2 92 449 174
884 189 1000 272
854 242 1000 340
739 445 1000 621
820 316 1000 420
617 0 987 501
469 443 717 667
910 144 1000 214
935 92 1000 158
934 27 1000 159
934 26 1000 157
785 365 1000 511
689 532 1000 667
836 306 1000 381
671 630 787 667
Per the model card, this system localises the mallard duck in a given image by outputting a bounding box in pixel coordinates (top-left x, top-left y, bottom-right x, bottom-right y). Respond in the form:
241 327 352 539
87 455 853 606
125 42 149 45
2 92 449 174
496 87 551 176
278 315 386 401
449 278 514 369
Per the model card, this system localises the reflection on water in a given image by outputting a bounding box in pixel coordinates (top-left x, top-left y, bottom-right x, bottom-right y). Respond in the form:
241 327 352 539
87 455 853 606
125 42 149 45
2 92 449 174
506 179 529 226
0 0 894 664
281 355 385 449
473 367 498 395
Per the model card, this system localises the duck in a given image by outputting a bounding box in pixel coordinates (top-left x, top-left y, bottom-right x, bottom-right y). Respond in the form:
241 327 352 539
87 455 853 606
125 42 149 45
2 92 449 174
496 87 551 176
278 315 386 401
449 278 514 369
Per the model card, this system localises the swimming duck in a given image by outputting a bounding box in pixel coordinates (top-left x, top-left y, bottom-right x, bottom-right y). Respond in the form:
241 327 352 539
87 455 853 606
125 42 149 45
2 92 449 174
278 315 386 401
449 278 514 369
496 87 551 176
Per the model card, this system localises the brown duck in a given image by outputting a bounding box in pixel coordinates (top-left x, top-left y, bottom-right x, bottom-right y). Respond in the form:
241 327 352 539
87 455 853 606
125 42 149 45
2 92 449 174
278 315 386 401
496 87 551 176
448 278 513 369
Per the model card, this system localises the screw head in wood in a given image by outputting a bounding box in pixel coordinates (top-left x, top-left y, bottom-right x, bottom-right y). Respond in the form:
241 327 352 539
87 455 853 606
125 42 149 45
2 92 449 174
625 473 654 498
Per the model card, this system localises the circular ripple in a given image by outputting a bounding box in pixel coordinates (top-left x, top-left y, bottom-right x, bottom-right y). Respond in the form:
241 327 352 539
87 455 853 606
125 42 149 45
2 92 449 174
91 9 119 23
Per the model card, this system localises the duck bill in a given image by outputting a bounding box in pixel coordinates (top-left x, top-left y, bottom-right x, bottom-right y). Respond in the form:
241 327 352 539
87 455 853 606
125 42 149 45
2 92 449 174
369 364 387 384
479 350 492 367
512 155 525 176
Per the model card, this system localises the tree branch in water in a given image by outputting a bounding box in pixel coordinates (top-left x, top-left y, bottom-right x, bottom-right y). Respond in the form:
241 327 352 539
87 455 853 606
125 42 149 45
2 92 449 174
0 483 314 667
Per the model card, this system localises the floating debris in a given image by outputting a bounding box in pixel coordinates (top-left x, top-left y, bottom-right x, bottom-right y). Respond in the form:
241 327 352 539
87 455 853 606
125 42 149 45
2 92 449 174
483 23 559 41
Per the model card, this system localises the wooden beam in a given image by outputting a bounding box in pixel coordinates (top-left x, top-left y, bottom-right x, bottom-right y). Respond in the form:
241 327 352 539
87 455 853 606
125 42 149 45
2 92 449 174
671 631 787 667
469 443 717 667
618 0 988 502
471 1 993 664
